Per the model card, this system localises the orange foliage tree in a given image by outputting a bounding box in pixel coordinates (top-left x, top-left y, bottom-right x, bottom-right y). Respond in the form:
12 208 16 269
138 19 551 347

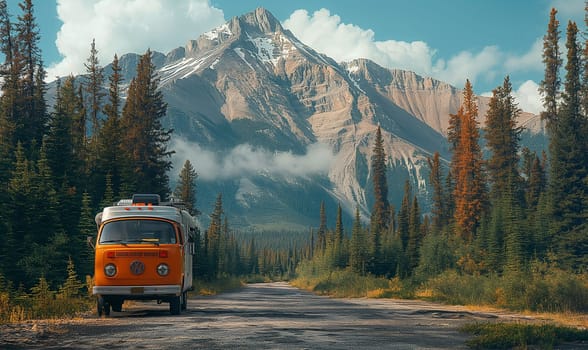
449 80 487 241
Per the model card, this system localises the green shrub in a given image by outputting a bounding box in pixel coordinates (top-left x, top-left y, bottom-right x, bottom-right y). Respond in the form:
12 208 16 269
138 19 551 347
293 264 401 298
422 267 588 313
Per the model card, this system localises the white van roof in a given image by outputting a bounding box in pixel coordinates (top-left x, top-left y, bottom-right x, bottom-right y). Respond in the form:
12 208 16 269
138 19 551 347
99 205 182 224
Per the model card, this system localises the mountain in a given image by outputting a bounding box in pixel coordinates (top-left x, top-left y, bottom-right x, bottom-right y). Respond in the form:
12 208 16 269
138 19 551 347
51 8 547 230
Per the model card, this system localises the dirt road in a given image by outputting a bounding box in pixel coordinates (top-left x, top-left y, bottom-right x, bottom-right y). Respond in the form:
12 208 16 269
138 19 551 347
0 282 550 349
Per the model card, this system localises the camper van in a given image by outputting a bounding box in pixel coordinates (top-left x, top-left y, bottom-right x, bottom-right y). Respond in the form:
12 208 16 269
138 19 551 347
92 194 197 316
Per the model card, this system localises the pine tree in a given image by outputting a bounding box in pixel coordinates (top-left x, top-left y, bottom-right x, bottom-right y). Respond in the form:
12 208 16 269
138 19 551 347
333 203 346 268
14 0 46 153
206 194 223 278
84 39 104 144
349 206 368 275
369 126 389 270
484 76 523 202
0 1 16 268
45 76 81 188
397 180 411 251
406 195 421 275
427 152 446 233
451 80 487 241
33 141 60 246
335 204 344 244
97 54 123 200
120 49 173 197
5 143 31 283
45 77 84 267
548 21 588 269
396 180 411 277
100 173 115 208
174 159 199 215
83 39 105 202
539 8 562 130
317 201 327 251
77 192 95 276
58 257 83 299
0 0 16 174
503 188 526 272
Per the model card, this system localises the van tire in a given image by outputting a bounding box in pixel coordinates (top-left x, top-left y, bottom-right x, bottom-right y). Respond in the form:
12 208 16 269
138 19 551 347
111 300 123 312
170 295 181 315
97 297 110 317
181 291 188 310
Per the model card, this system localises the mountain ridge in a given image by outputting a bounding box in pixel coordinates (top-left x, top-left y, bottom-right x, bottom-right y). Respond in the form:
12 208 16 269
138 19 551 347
49 7 546 229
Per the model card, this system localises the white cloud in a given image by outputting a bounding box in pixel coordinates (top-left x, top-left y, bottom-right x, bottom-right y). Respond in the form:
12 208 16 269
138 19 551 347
283 9 435 77
513 80 542 115
171 139 335 181
480 80 542 115
432 46 502 88
47 0 225 81
283 8 508 89
504 38 543 73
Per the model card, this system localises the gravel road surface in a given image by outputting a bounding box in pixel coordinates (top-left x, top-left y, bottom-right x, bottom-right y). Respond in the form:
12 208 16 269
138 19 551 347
0 282 573 349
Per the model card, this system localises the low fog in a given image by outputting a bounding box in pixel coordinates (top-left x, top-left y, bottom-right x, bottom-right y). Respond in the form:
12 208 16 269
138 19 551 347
171 138 335 181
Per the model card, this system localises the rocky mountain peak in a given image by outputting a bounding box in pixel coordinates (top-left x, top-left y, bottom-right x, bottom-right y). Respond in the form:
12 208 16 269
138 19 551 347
184 8 285 58
239 7 284 35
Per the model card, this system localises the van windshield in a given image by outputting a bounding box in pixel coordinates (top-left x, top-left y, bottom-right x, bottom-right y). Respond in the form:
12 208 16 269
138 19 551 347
99 220 177 244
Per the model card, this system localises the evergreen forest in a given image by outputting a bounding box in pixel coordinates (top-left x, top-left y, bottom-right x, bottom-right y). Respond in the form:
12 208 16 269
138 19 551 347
0 1 587 321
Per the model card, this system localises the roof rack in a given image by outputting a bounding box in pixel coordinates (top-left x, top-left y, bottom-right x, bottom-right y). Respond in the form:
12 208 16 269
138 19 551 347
132 194 161 206
162 196 188 210
113 194 190 211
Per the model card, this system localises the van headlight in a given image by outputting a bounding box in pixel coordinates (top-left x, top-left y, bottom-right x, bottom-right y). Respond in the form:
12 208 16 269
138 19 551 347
156 264 169 276
104 263 117 277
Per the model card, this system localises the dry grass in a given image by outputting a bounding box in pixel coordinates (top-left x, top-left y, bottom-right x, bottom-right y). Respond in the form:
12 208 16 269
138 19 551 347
461 304 588 329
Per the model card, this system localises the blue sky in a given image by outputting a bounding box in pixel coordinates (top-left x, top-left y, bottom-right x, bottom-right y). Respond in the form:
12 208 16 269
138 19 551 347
6 0 585 114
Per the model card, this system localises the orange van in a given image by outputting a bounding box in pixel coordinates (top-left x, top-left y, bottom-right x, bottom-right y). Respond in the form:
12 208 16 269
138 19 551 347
91 194 197 316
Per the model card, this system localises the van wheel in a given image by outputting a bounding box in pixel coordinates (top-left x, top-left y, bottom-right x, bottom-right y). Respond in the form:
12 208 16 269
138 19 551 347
181 291 187 310
97 297 110 317
170 295 181 315
111 300 123 312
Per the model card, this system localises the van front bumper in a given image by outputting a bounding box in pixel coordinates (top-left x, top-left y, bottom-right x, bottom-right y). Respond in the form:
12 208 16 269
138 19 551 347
93 285 181 296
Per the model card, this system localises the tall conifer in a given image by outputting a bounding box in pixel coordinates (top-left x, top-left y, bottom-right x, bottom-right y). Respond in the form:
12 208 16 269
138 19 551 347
484 76 522 201
97 54 123 199
120 49 172 197
540 8 562 130
84 39 104 144
349 206 367 275
549 21 588 268
174 159 199 216
15 0 46 152
427 152 445 233
451 80 487 241
369 126 388 272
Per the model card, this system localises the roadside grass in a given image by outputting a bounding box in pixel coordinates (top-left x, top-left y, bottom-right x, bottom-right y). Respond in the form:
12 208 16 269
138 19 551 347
0 275 94 324
420 269 588 314
293 262 588 348
191 276 244 296
292 263 407 298
461 322 588 349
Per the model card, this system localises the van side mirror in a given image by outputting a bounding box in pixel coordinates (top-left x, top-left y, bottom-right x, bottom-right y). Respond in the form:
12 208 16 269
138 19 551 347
87 236 96 250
